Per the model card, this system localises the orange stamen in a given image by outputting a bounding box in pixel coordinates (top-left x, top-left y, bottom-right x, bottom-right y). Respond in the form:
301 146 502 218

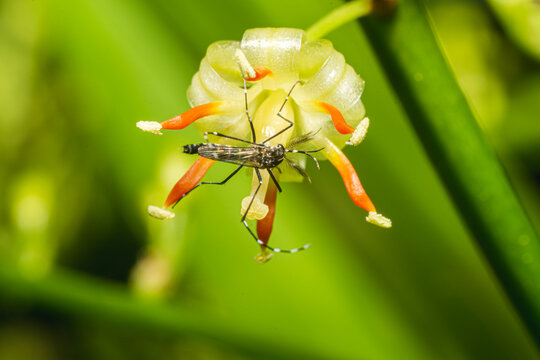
314 101 355 135
161 102 224 130
164 158 215 208
324 140 376 213
256 181 278 248
246 66 273 82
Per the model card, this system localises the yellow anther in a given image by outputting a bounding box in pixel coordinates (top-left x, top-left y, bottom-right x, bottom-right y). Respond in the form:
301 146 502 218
147 205 175 220
346 117 369 146
254 251 274 264
136 121 163 135
366 211 392 228
241 196 269 220
235 49 256 79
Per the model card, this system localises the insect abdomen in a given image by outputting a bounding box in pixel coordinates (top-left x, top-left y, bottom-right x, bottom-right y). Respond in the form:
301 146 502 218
183 143 205 155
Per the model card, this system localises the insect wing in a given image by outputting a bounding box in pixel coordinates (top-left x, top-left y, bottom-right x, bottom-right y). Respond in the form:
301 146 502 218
198 145 263 167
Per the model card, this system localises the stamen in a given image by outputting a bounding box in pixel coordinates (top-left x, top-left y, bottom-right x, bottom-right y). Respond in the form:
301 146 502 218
136 121 162 135
257 181 278 245
321 138 377 213
254 251 274 264
164 158 215 208
346 117 370 146
160 101 237 131
249 66 274 81
254 180 278 264
366 211 392 228
313 101 355 134
241 196 269 220
234 49 273 81
147 205 175 220
235 49 256 80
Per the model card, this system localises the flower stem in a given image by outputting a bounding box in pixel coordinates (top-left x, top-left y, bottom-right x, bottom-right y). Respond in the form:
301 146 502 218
306 0 374 41
359 0 540 347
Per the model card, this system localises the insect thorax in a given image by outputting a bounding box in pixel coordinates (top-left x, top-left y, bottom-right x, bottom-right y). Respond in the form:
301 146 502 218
260 145 285 168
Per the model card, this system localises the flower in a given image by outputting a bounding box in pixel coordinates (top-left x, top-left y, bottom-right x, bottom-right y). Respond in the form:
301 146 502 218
138 28 391 263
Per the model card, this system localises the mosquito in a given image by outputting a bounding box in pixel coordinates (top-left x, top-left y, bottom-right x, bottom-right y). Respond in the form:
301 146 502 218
176 79 323 253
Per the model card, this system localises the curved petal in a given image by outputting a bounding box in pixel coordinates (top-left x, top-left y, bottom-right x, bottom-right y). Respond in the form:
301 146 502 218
241 28 305 74
206 40 242 84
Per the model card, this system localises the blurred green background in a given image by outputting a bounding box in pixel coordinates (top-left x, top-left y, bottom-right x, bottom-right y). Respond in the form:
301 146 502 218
1 0 539 358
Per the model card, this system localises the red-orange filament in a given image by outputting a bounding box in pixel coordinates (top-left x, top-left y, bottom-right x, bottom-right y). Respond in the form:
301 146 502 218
164 158 215 208
246 66 273 81
314 101 355 135
325 142 376 213
256 181 278 248
161 102 224 130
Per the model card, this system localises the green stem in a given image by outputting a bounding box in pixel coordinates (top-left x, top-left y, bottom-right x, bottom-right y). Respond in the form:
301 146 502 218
359 0 540 346
0 265 325 360
487 0 540 61
306 0 373 41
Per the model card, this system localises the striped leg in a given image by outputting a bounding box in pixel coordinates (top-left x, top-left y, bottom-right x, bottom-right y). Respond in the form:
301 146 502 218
267 168 282 193
171 164 243 208
241 168 263 223
243 78 257 142
262 79 303 144
203 131 255 145
241 169 310 253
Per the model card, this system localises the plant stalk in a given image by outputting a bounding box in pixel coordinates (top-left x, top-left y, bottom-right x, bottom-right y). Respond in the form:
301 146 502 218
306 0 373 41
359 0 540 346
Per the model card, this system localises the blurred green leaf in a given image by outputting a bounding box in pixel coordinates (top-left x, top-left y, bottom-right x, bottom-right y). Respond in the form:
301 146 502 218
488 0 540 61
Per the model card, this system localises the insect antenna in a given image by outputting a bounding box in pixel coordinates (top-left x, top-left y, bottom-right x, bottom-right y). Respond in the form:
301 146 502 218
285 129 324 169
285 148 324 169
285 129 321 149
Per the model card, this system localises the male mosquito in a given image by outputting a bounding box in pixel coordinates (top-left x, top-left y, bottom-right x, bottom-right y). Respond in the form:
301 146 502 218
177 79 323 253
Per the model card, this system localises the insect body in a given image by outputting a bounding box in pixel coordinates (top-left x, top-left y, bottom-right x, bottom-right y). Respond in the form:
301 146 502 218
184 143 285 169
